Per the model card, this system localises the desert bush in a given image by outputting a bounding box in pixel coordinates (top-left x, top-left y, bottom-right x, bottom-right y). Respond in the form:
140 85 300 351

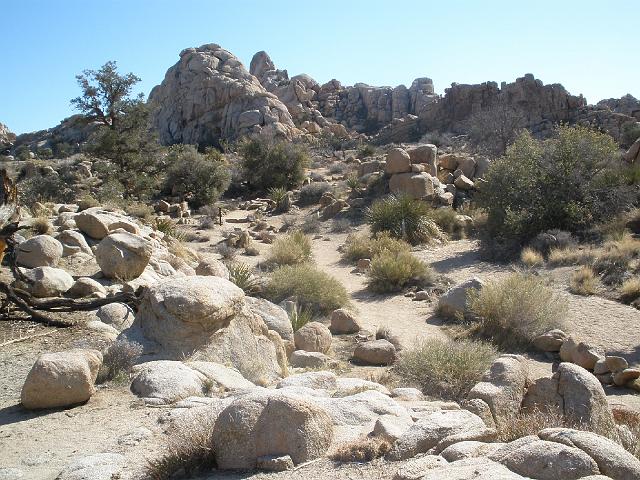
145 414 216 479
15 145 32 161
265 263 349 315
547 246 597 266
620 277 640 303
394 338 497 400
227 262 260 295
267 186 289 211
342 233 410 263
30 217 52 235
239 136 309 191
329 437 390 463
268 230 312 266
300 215 321 234
18 174 74 207
345 174 361 192
216 242 237 261
496 407 573 442
164 145 230 209
431 207 466 239
125 202 154 221
529 229 574 255
570 266 598 296
593 234 640 284
36 147 53 159
96 339 143 384
357 144 377 158
476 126 633 256
622 122 640 148
298 182 333 206
328 162 347 174
331 218 352 233
520 248 544 268
468 272 568 350
467 104 527 156
367 194 443 245
154 217 178 237
367 250 434 293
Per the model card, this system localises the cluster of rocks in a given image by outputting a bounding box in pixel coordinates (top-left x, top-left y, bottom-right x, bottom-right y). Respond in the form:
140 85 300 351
0 121 16 153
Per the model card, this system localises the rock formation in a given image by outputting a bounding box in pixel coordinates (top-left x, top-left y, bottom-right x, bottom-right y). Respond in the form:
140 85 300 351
149 44 298 146
0 122 16 152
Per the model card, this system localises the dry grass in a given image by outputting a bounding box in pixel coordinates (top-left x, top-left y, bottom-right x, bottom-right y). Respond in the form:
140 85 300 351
96 339 143 384
329 437 391 463
367 250 434 293
520 247 544 268
167 237 199 263
467 272 567 350
268 230 312 266
125 202 154 221
342 232 410 263
593 234 640 284
394 338 497 401
547 246 597 266
145 414 217 479
620 277 640 303
569 266 598 296
30 216 52 235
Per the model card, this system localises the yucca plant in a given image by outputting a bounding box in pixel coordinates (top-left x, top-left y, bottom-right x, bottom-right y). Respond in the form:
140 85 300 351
288 304 315 332
268 186 289 211
227 262 260 294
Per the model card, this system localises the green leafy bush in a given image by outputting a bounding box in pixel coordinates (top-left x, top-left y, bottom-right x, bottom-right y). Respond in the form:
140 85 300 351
476 126 632 255
367 250 434 293
468 272 567 350
239 136 309 191
366 194 443 245
268 230 312 266
265 263 349 315
395 338 497 400
164 146 230 209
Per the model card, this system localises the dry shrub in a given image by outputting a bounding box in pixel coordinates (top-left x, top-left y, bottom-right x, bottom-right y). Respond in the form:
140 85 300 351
329 437 390 463
569 266 598 296
167 237 199 263
620 277 640 303
593 234 640 284
497 407 576 442
300 215 321 234
96 339 143 384
394 338 497 401
265 263 349 315
268 230 312 266
342 232 410 263
431 207 466 239
298 182 333 206
30 216 52 235
215 242 237 261
125 202 154 221
520 247 544 268
145 414 217 479
367 250 434 293
547 246 597 266
468 272 567 350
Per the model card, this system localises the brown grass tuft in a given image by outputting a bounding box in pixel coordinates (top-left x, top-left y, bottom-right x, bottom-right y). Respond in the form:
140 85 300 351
329 437 391 463
569 266 598 296
520 247 544 268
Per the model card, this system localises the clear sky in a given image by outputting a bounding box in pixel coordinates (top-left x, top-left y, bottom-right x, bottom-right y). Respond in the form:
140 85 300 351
1 0 637 134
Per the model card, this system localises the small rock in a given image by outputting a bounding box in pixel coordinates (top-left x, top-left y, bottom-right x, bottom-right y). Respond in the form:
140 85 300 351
330 309 361 334
294 322 332 353
532 329 568 352
289 350 332 369
353 339 397 366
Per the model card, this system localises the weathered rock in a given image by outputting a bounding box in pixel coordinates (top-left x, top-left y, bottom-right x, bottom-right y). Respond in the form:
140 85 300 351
573 342 605 370
245 296 293 340
21 349 102 409
95 232 152 280
195 257 230 279
407 144 437 175
389 172 436 199
454 174 474 190
613 368 640 387
605 356 628 373
387 409 486 460
213 392 333 469
335 377 390 396
150 44 297 147
385 148 412 174
294 322 332 353
75 207 138 240
438 277 484 318
532 329 568 352
19 266 74 298
57 230 93 256
16 235 63 268
393 455 449 480
467 355 529 426
289 350 332 369
68 277 106 298
56 453 125 480
560 337 579 362
372 414 415 442
391 387 424 401
277 371 337 391
330 308 361 334
539 428 640 480
96 303 135 331
421 457 526 480
353 339 397 366
256 455 294 472
440 441 505 462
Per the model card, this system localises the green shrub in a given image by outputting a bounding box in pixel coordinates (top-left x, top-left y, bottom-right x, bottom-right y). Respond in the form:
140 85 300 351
298 182 333 206
268 230 312 266
227 262 260 294
431 207 466 238
164 145 230 209
239 136 309 191
395 338 497 400
15 145 31 161
265 263 349 315
468 272 567 350
357 144 377 158
267 186 288 211
622 122 640 148
476 126 631 255
342 232 410 263
288 304 315 332
18 174 74 207
367 250 434 293
366 194 443 245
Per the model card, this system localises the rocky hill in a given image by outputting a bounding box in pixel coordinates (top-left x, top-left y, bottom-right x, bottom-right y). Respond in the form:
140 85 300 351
0 121 16 153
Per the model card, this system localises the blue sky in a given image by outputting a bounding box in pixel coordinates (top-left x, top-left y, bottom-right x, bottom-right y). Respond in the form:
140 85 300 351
1 0 637 134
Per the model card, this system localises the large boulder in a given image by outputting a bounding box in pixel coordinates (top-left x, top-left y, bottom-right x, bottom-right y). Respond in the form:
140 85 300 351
21 349 102 409
195 257 230 279
329 308 361 334
213 392 333 469
19 266 74 298
75 207 139 240
407 144 437 176
149 44 298 146
57 230 93 257
387 409 486 460
16 235 63 268
96 303 135 331
95 232 153 280
467 355 529 426
294 321 332 353
438 277 484 318
385 148 412 174
539 428 640 480
245 296 293 341
389 172 437 199
419 457 527 480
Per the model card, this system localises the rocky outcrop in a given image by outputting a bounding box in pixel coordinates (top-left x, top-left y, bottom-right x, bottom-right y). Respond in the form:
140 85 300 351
12 115 96 154
0 122 16 152
149 44 298 146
